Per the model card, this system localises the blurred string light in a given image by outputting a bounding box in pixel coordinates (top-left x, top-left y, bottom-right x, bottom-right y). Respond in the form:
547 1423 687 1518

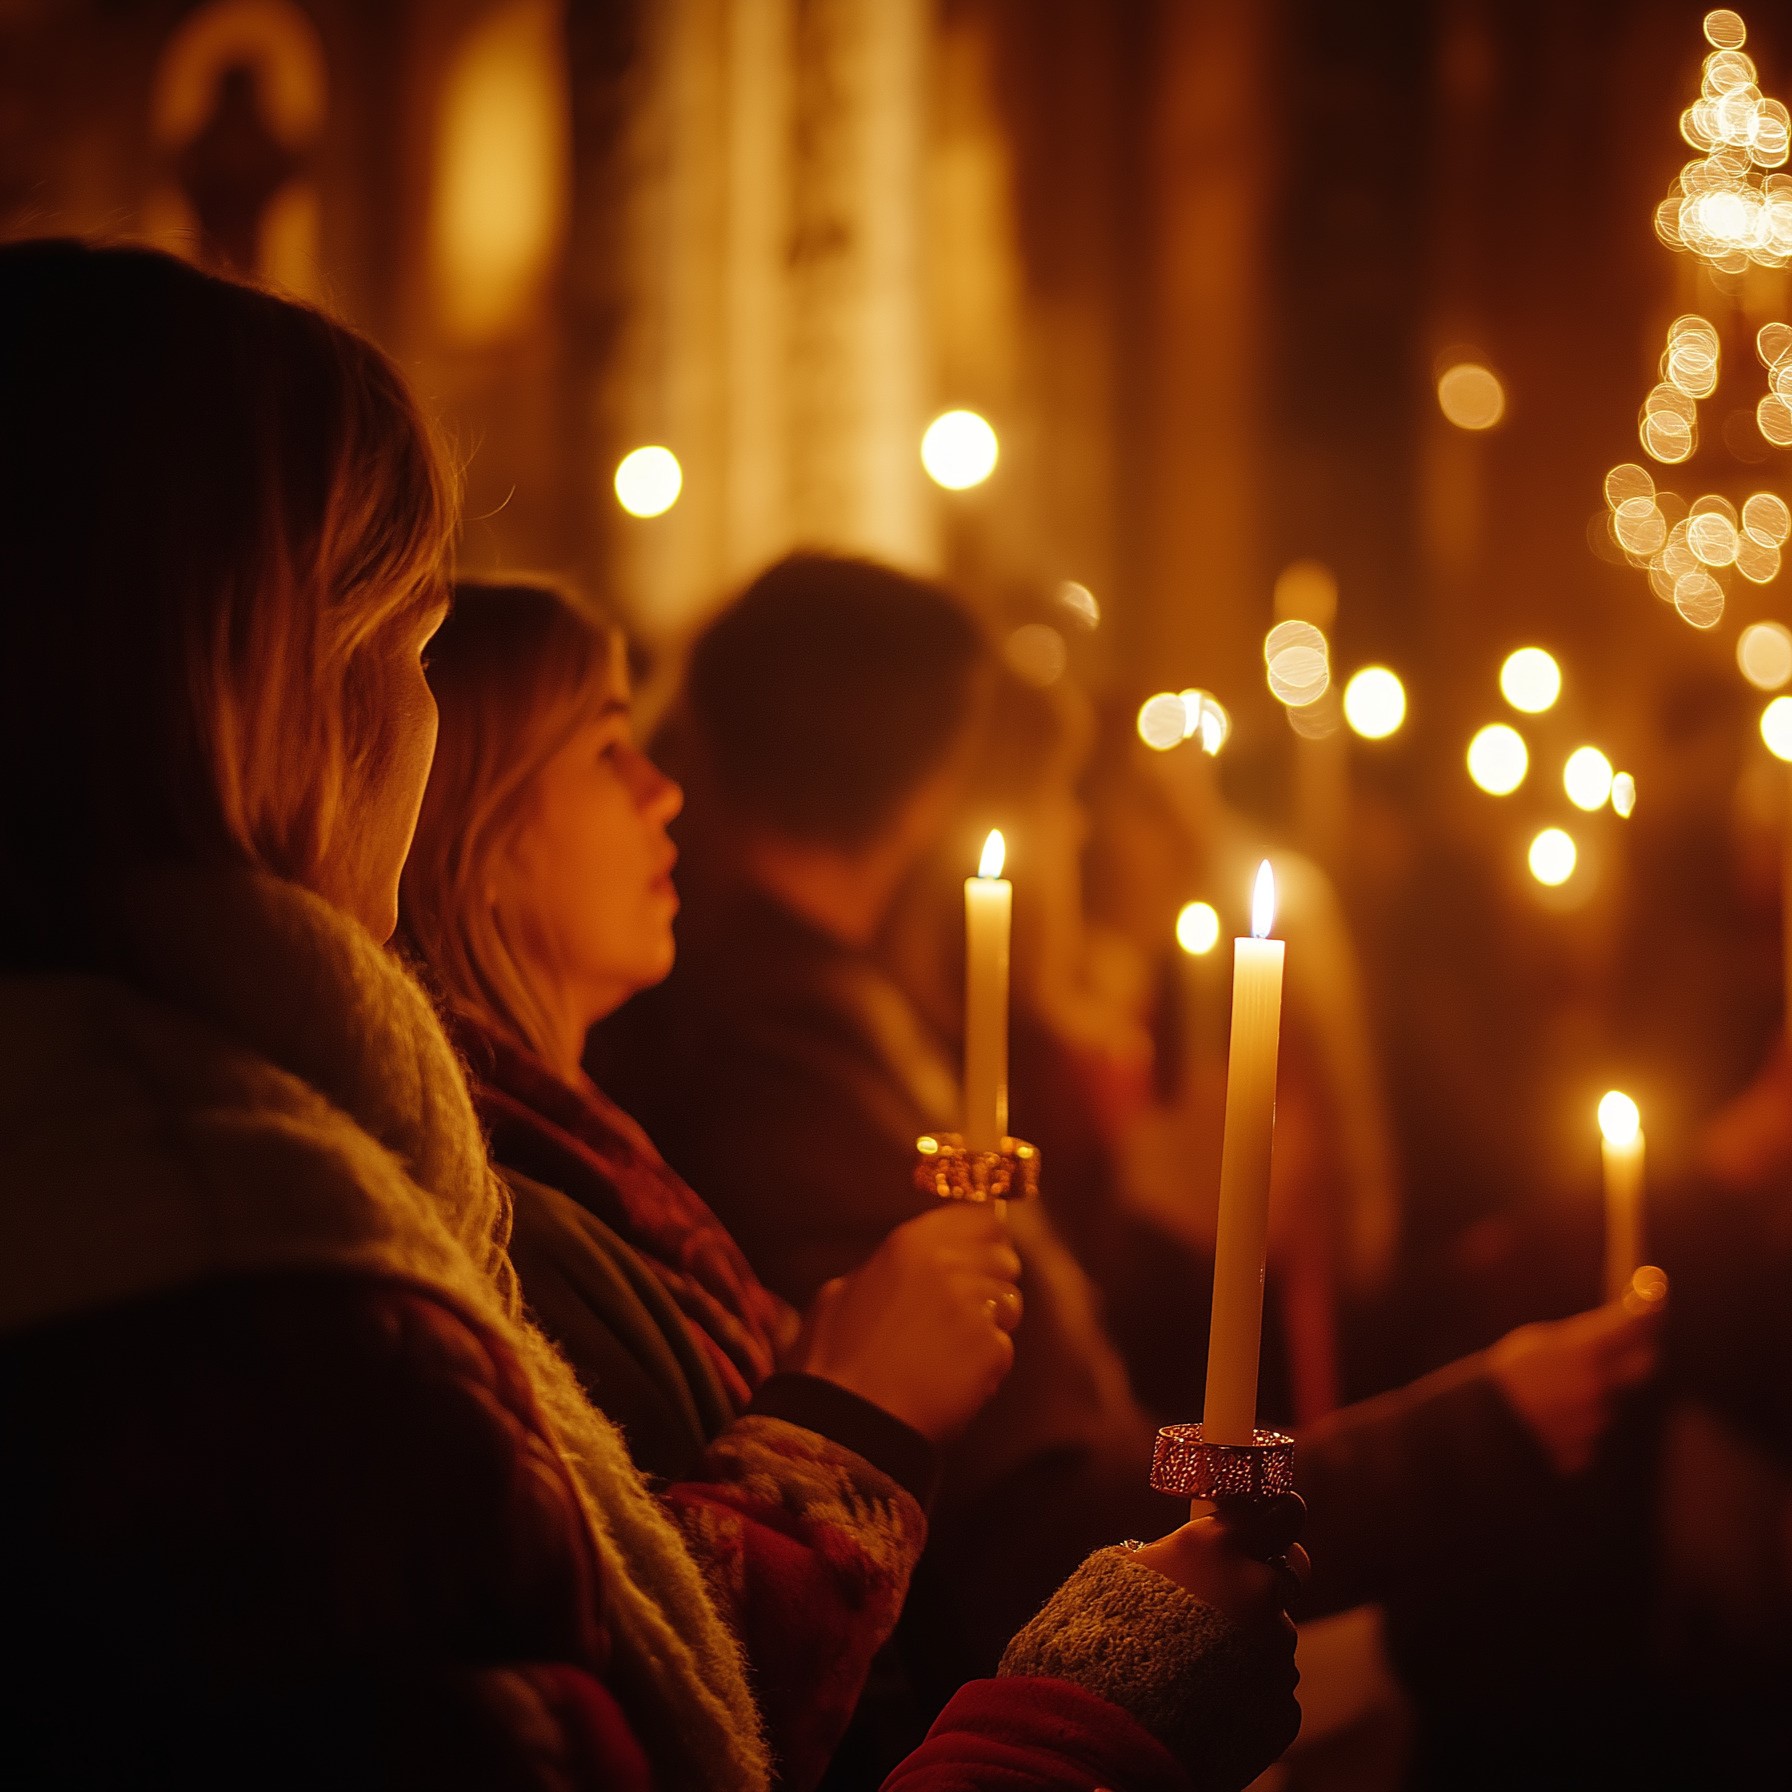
1003 623 1067 688
1437 362 1507 431
1613 772 1638 817
1500 647 1562 714
1762 693 1792 759
1655 12 1792 275
1176 901 1221 956
1757 324 1792 445
1739 619 1792 688
1343 667 1407 739
1287 686 1342 741
1468 723 1529 795
1137 692 1189 751
921 409 998 489
1057 580 1100 629
1265 619 1331 708
1529 827 1578 887
614 445 682 517
1564 745 1616 811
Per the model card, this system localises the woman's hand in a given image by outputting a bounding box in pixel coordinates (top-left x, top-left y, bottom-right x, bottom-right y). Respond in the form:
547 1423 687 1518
1487 1283 1665 1476
793 1204 1023 1441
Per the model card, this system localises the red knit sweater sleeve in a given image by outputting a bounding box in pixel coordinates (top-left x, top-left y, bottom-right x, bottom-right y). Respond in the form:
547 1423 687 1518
658 1411 928 1792
881 1677 1194 1792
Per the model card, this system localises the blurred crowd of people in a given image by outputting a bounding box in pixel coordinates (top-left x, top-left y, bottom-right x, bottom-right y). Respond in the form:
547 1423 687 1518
4 239 1792 1792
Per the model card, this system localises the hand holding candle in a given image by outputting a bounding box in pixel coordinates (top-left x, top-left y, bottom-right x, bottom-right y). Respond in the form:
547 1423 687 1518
964 830 1011 1151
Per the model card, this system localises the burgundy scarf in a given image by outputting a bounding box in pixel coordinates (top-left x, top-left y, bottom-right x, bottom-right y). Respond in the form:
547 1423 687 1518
455 1014 789 1410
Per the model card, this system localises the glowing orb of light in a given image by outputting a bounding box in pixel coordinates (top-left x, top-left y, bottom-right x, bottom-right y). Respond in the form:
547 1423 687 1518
1529 827 1578 887
1273 560 1339 629
1265 620 1330 708
1437 362 1506 430
1612 772 1637 818
614 446 683 517
921 409 999 489
1500 647 1562 714
1564 745 1615 811
1468 723 1529 796
1176 901 1221 957
1599 1089 1642 1146
1342 667 1406 739
1138 692 1190 751
1180 689 1231 755
1761 695 1792 761
1058 580 1100 628
1738 621 1792 690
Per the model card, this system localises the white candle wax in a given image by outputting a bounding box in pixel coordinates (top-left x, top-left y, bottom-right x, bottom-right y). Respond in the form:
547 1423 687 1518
1203 862 1286 1446
1598 1091 1645 1304
964 830 1011 1151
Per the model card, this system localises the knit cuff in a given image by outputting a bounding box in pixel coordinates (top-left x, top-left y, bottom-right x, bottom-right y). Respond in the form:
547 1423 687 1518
746 1371 939 1508
999 1547 1294 1788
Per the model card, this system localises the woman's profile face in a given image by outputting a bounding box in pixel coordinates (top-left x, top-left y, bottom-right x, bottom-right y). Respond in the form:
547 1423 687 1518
497 650 684 1035
332 600 448 941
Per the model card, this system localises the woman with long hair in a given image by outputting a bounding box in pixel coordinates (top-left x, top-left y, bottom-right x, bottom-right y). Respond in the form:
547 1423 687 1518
0 239 1301 1792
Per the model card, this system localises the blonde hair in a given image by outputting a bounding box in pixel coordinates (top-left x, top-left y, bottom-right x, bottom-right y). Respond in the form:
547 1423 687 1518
0 241 457 964
401 577 621 1061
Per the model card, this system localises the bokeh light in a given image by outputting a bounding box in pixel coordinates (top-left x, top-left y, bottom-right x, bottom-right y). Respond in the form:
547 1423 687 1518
1265 620 1330 708
1761 695 1792 761
1273 560 1339 629
1598 1089 1642 1146
1176 901 1221 957
1738 620 1792 689
614 445 682 517
1137 692 1189 752
1468 723 1529 795
1500 647 1561 714
1057 581 1101 629
1564 746 1615 811
1437 362 1506 430
921 410 999 489
1003 623 1067 688
1180 689 1231 755
1342 667 1406 739
1612 772 1638 818
1529 827 1578 887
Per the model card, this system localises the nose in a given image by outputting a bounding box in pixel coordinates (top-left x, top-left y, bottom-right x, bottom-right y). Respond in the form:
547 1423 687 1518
631 748 683 825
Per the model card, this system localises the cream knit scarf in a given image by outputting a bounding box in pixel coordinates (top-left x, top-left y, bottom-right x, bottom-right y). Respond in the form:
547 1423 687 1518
0 868 769 1792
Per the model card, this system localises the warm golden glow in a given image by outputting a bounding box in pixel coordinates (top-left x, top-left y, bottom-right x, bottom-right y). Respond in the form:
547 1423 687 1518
1529 827 1578 887
1003 623 1067 688
1138 692 1190 752
1612 772 1638 818
614 446 683 518
1761 695 1792 761
1604 463 1655 510
1437 362 1506 430
1500 647 1561 714
1598 1089 1642 1147
431 0 569 343
1250 861 1276 940
1743 491 1792 545
1674 565 1726 628
1468 723 1529 796
1739 621 1792 689
1564 746 1615 811
921 410 999 490
1705 10 1746 51
1177 901 1221 957
1273 561 1339 629
978 829 1006 880
1343 667 1406 739
1265 620 1330 708
1058 581 1100 628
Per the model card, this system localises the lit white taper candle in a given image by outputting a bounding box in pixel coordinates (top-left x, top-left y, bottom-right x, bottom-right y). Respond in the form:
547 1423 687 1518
1202 862 1286 1445
964 830 1011 1151
1598 1090 1645 1304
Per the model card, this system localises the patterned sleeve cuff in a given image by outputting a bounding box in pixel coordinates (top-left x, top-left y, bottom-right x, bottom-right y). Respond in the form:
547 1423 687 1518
745 1370 939 1507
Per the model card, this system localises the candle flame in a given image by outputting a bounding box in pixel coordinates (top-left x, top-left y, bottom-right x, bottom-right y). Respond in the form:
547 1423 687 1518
978 829 1006 880
1598 1089 1641 1147
1250 860 1276 939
